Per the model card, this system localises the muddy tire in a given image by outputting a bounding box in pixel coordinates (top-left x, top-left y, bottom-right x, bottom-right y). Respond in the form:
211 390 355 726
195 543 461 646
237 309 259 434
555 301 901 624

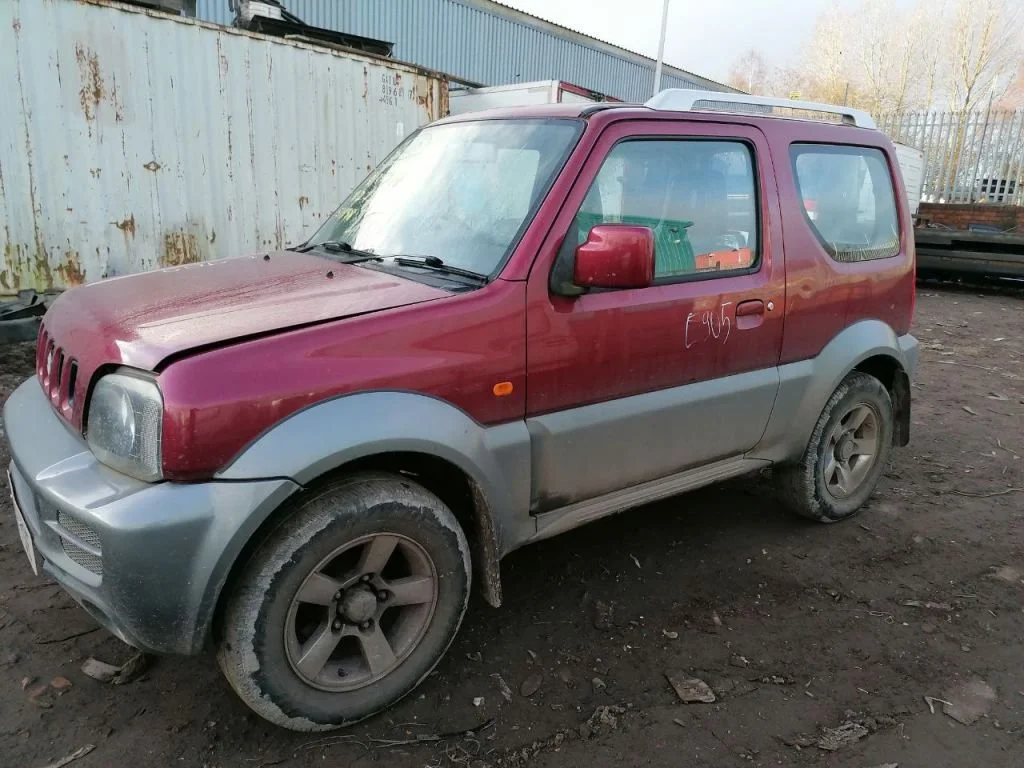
217 473 471 731
778 372 894 523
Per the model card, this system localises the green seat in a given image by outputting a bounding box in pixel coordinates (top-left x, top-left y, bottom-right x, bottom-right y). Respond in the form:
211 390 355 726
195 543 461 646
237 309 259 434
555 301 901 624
574 213 696 279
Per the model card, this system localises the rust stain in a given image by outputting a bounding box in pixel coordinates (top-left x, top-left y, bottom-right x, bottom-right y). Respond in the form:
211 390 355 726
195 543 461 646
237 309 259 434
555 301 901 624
438 84 449 118
143 160 162 172
0 242 19 291
162 231 204 267
74 44 105 122
55 250 85 287
110 73 124 122
115 214 136 238
298 195 309 210
417 80 443 118
2 243 58 292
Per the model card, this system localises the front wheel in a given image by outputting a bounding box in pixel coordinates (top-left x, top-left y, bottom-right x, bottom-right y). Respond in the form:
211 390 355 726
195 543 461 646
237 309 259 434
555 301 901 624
778 371 894 523
217 473 471 731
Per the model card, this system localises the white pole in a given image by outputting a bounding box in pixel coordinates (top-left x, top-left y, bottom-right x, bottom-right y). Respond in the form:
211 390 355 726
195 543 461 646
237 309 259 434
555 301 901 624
653 0 669 97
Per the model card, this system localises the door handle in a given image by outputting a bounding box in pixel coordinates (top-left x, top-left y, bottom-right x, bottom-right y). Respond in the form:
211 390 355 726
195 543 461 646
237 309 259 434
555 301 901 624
736 300 765 317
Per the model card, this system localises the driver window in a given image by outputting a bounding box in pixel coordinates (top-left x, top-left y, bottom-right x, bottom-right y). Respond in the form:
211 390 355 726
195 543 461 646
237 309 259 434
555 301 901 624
573 139 759 280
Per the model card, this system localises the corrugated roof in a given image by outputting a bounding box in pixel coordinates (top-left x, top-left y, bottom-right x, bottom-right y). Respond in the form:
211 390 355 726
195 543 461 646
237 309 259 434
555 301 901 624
195 0 736 100
476 0 731 92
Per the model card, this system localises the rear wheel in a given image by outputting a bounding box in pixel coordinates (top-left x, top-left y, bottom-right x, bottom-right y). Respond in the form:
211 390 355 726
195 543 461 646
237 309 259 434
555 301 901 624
778 371 893 523
217 473 471 731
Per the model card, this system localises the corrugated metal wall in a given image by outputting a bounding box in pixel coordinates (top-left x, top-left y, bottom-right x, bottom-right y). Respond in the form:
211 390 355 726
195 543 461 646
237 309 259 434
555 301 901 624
197 0 726 101
0 0 445 291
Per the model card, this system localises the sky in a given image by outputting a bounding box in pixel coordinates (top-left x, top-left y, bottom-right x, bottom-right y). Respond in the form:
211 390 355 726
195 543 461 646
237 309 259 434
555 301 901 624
500 0 836 83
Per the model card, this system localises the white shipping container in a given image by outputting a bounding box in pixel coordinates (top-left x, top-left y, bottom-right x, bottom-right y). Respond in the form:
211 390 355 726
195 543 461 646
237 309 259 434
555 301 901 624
0 0 447 291
449 80 609 115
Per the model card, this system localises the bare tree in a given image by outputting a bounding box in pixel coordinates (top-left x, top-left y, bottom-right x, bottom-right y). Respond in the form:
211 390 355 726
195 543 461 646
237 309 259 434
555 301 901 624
997 63 1024 109
726 49 771 95
947 0 1018 112
800 5 853 105
852 0 897 113
830 0 941 112
788 0 1019 113
910 0 945 109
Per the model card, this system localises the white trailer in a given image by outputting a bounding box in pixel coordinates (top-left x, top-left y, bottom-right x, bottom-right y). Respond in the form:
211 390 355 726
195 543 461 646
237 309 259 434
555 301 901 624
893 143 925 217
449 80 614 115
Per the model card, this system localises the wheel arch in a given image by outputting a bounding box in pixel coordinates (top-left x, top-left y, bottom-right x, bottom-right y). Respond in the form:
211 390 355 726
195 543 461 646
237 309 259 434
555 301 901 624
209 451 505 648
203 391 532 646
853 354 911 447
753 320 915 463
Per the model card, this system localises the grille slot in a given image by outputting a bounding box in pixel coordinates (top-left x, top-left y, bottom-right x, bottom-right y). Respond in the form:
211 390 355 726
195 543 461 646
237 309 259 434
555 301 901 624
45 341 55 388
35 325 77 408
54 350 65 395
56 511 103 576
67 361 78 406
61 540 103 576
36 326 49 378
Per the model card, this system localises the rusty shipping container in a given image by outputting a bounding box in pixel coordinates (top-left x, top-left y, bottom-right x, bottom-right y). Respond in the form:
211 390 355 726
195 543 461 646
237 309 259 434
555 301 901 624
0 0 448 291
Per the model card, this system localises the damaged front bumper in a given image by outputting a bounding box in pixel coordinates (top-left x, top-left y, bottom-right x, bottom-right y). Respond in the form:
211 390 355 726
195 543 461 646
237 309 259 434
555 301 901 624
4 378 298 654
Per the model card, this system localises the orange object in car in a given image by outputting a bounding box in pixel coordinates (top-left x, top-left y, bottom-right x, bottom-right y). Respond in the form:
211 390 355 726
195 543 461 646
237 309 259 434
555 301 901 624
695 247 754 272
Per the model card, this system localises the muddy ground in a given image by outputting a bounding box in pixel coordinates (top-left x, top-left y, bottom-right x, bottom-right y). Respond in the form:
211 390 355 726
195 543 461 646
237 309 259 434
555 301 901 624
1 287 1023 768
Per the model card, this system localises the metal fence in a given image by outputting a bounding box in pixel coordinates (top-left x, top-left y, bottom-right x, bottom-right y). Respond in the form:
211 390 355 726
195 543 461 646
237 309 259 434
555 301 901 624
876 109 1024 206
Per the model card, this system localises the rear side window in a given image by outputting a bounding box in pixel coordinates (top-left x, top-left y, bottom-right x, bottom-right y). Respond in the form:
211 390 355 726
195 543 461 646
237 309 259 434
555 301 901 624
791 145 899 262
573 139 759 281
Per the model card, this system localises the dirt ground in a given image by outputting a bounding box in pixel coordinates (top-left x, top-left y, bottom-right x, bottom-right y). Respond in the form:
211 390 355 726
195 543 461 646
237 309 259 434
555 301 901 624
2 286 1023 768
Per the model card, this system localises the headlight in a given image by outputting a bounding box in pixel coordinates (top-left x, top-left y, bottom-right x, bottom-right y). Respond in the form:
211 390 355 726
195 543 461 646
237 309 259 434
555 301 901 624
86 373 163 482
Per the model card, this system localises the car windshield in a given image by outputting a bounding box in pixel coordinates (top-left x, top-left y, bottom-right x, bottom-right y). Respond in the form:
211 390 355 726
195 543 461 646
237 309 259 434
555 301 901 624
305 119 582 277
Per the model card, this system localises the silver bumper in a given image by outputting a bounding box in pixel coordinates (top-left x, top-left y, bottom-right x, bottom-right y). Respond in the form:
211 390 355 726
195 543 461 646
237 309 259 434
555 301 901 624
4 378 298 654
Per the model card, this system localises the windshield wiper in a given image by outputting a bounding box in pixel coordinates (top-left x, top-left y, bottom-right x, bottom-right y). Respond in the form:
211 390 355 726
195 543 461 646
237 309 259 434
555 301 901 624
292 240 382 262
389 255 488 284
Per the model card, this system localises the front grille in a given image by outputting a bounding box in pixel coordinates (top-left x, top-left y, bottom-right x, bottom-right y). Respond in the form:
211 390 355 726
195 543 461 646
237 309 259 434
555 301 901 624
56 510 103 576
36 324 77 410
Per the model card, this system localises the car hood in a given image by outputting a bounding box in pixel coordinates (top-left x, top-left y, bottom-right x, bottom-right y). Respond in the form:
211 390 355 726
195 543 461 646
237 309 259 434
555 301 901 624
40 250 450 395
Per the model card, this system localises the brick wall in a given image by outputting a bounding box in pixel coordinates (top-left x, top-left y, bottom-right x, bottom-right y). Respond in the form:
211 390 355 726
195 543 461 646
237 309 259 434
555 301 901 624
917 203 1024 232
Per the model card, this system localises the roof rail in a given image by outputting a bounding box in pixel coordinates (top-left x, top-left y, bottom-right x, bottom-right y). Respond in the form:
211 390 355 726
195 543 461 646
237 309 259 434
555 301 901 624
645 89 877 130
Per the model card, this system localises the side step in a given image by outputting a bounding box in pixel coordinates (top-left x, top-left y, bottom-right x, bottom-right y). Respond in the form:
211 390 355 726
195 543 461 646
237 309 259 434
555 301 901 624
529 457 768 544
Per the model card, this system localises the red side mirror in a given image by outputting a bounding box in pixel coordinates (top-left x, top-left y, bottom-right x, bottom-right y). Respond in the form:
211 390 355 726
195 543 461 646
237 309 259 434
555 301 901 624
573 225 654 290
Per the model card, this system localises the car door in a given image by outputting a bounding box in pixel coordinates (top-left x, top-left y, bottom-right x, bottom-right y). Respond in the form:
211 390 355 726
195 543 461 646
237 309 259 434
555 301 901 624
524 118 786 512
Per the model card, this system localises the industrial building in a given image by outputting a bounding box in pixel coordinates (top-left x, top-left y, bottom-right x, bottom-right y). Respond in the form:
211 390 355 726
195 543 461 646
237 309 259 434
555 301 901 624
196 0 733 101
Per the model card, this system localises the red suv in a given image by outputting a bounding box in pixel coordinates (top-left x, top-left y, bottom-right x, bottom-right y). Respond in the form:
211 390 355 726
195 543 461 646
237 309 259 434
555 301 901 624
5 91 917 730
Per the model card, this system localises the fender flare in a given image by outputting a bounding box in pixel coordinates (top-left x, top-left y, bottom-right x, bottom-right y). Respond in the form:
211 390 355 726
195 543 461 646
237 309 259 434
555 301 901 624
753 320 915 463
212 391 532 607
